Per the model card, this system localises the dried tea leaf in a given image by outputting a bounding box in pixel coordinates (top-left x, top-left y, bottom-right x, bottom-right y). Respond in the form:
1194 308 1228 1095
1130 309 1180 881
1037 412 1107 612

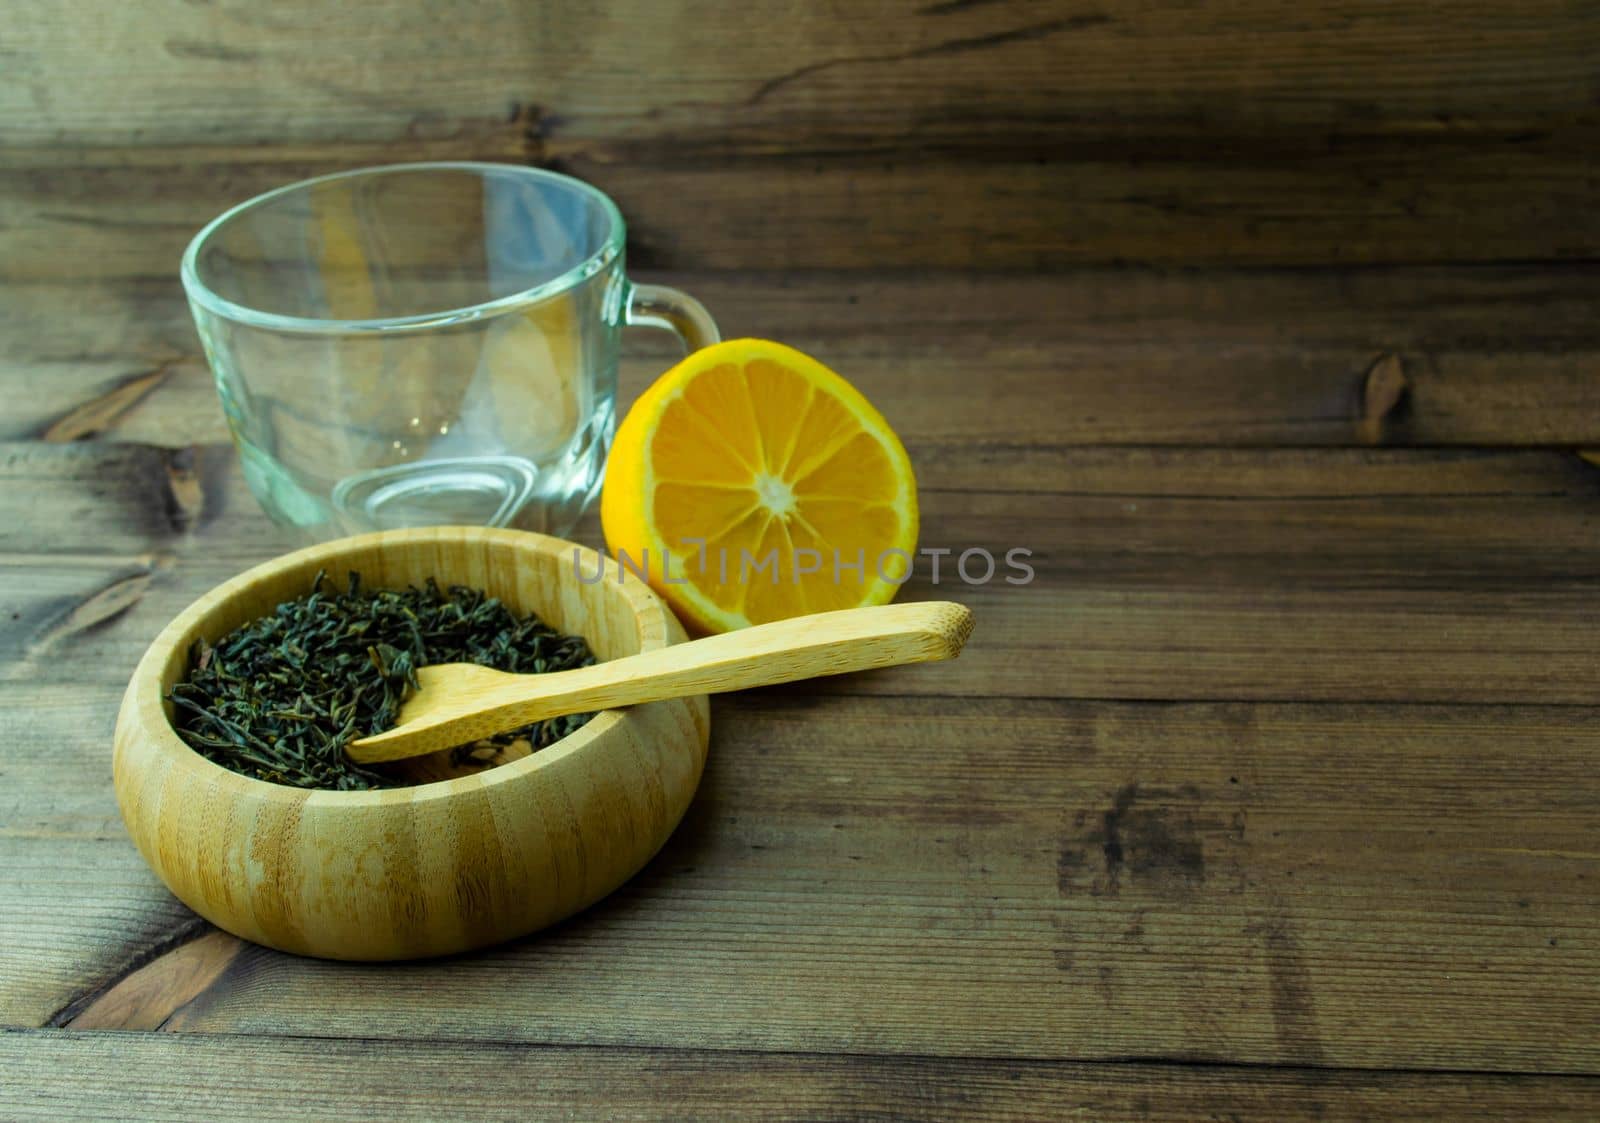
168 572 595 790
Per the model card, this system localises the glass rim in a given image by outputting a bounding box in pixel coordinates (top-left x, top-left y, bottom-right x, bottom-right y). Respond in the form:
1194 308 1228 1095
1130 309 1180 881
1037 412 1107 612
179 161 627 335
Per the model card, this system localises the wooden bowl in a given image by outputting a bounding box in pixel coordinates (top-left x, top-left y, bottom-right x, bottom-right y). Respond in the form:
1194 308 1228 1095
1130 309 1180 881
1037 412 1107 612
113 527 710 960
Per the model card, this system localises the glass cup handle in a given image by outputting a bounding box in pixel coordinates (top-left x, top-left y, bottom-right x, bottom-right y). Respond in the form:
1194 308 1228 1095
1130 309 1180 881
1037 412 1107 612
624 281 721 353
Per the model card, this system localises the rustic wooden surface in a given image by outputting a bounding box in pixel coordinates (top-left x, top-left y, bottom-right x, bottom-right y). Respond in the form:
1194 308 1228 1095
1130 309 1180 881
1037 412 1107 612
8 269 1600 448
1 268 1598 1116
4 0 1599 273
4 0 1600 1115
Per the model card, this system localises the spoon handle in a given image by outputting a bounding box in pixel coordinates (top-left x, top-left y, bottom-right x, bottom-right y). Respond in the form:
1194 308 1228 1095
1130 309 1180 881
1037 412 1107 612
348 601 974 763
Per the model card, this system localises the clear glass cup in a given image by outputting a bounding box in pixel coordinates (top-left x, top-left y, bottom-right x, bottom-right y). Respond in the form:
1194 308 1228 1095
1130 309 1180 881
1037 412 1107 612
181 162 718 540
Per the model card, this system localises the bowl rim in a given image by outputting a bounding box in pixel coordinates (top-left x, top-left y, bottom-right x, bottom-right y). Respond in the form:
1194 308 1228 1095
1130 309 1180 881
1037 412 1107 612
124 526 678 807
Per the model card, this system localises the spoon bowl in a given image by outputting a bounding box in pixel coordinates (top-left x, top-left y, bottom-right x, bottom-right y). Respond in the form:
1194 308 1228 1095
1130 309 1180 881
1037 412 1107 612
112 527 708 960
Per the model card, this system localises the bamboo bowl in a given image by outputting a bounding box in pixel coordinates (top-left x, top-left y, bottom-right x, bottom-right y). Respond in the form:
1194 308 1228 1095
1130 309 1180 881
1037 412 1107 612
113 527 710 960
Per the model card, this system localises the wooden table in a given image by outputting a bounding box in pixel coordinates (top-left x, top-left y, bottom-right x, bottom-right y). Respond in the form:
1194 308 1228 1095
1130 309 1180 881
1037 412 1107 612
2 267 1598 1118
5 0 1600 1113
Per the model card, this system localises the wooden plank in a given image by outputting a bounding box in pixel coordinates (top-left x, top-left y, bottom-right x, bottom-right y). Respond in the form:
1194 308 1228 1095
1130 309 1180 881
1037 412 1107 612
5 131 1596 274
0 674 197 1035
0 443 235 547
7 1 1596 148
10 440 1600 586
6 1031 1599 1121
6 684 1600 1070
10 441 1600 572
566 132 1600 269
943 582 1600 704
4 2 1596 269
10 552 1600 703
2 441 1598 702
0 141 531 285
7 6 1596 149
5 268 1599 447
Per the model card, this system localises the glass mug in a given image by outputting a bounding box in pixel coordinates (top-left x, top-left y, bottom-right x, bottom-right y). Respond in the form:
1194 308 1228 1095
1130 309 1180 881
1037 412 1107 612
181 162 718 540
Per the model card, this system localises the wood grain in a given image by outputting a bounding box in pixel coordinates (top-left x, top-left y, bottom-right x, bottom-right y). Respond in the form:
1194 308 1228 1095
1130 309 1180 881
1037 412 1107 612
5 131 1595 274
38 364 178 444
21 439 1594 569
8 1 1596 147
10 685 1600 1071
0 816 199 1032
0 27 1595 1083
4 440 1597 703
12 556 1600 704
3 0 1596 266
7 1030 1600 1122
6 269 1599 448
4 434 1595 1064
565 132 1600 268
54 928 240 1031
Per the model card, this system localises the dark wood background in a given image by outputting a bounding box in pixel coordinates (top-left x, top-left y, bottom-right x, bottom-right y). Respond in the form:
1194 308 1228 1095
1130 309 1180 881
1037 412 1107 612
2 1 1599 1118
5 0 1599 275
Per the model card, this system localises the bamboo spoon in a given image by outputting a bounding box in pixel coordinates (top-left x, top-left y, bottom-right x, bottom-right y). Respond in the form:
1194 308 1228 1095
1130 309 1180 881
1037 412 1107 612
348 601 974 764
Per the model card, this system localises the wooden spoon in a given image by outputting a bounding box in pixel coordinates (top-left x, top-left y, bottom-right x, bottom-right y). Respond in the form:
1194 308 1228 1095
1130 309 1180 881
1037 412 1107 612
347 601 975 764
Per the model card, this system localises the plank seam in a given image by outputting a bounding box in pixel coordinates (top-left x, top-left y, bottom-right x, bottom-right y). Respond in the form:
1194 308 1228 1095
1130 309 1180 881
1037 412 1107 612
40 915 211 1029
10 1025 1600 1082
